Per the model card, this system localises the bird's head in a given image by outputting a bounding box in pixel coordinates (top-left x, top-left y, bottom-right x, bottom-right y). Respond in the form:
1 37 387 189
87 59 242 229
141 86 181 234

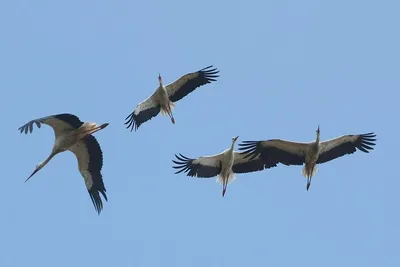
232 136 239 143
316 125 320 138
158 73 163 85
25 162 44 183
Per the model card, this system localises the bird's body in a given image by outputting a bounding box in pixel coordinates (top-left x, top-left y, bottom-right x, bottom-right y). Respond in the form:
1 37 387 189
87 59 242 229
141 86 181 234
173 136 277 196
19 113 109 214
302 136 320 181
125 65 219 131
216 142 237 192
239 126 376 190
152 83 176 123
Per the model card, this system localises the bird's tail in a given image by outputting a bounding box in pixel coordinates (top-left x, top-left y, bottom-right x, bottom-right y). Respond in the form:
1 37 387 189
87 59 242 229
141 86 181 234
160 101 176 116
78 122 109 137
302 163 317 178
217 172 236 186
302 163 317 191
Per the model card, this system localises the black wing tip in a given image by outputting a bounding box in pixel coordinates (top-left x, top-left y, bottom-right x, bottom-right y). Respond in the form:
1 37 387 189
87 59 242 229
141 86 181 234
172 153 194 174
354 132 377 153
173 153 192 163
200 65 216 71
238 140 260 145
200 65 220 78
89 188 108 215
18 120 40 134
124 111 138 132
361 132 376 138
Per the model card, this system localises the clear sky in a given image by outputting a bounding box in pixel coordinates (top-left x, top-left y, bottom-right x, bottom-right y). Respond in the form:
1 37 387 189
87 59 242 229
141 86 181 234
0 0 398 266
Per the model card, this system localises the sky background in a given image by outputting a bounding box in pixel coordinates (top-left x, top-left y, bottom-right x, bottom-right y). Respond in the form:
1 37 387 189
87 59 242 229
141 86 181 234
0 0 399 266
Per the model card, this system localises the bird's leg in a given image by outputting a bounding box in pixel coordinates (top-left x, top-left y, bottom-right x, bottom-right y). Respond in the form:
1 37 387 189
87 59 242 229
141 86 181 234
168 107 175 124
222 179 228 197
306 176 312 191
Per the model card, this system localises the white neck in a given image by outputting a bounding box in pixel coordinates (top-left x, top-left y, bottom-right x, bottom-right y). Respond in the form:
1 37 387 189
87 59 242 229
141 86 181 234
230 140 236 151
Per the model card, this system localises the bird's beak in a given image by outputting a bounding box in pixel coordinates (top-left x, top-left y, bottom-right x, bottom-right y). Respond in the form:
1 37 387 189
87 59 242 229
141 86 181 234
234 136 239 142
25 167 39 183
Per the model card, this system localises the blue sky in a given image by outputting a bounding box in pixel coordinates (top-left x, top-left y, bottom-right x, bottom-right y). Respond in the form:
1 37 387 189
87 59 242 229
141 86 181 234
0 0 398 266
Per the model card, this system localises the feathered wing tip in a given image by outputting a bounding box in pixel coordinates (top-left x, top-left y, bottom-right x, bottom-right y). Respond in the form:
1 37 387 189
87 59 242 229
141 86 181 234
19 114 84 134
18 119 42 134
124 111 137 132
199 65 220 82
357 132 377 153
172 153 195 175
237 141 261 160
89 187 108 215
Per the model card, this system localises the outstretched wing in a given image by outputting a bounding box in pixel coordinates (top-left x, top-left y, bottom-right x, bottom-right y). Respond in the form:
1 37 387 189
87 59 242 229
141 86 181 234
124 95 161 131
232 152 278 173
18 113 84 138
166 65 219 103
238 139 309 166
69 135 108 214
172 153 223 178
317 132 376 164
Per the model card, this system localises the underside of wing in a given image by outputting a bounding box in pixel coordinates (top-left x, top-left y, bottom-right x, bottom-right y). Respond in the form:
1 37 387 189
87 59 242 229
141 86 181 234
69 135 108 214
166 65 219 102
125 96 161 131
18 113 84 137
232 152 278 174
317 133 376 164
172 153 222 178
238 139 308 166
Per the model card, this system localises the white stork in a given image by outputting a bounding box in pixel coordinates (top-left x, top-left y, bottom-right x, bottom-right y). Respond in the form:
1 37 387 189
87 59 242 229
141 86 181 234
172 136 277 196
19 113 109 214
125 65 219 131
238 126 377 190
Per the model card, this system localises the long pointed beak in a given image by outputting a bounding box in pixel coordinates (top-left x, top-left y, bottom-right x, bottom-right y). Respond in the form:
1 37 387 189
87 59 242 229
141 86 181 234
25 168 39 183
100 123 109 129
234 136 239 142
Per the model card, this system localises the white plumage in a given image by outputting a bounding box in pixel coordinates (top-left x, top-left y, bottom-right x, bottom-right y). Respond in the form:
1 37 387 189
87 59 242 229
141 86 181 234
173 136 278 196
239 126 377 190
19 113 109 214
125 65 219 131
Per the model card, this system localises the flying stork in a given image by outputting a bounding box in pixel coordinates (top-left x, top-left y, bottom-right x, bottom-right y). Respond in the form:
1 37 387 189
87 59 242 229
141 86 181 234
19 113 109 214
125 65 219 131
172 136 277 196
238 126 377 190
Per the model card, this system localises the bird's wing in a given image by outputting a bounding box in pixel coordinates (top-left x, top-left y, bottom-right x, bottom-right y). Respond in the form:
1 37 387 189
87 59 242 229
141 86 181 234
172 152 223 178
69 135 108 214
238 139 308 166
18 113 84 138
124 94 161 131
316 132 376 164
232 152 278 173
165 65 219 102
